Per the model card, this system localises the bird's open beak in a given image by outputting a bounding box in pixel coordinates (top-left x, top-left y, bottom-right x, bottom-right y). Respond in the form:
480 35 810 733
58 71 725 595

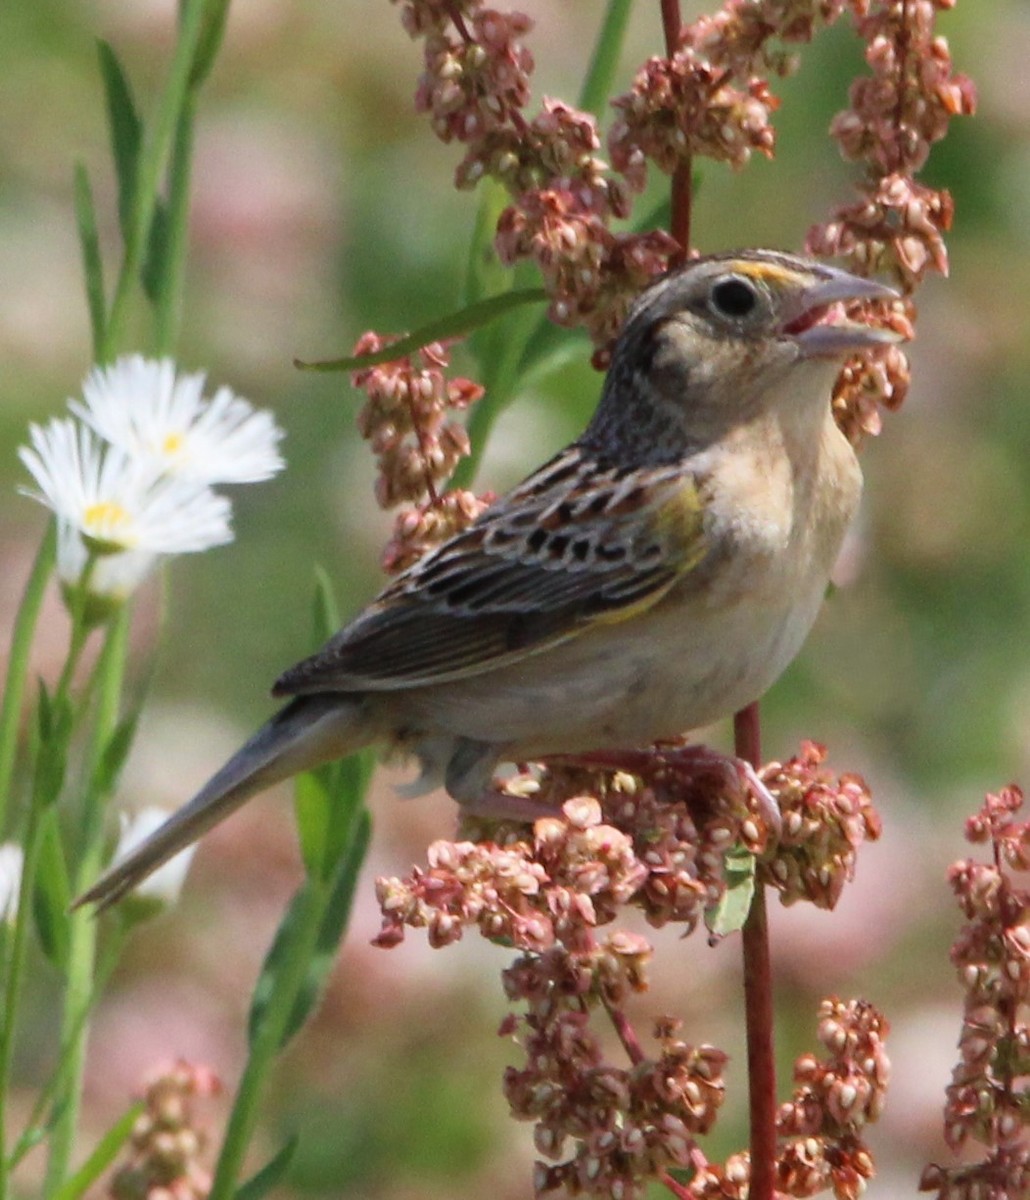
782 267 905 359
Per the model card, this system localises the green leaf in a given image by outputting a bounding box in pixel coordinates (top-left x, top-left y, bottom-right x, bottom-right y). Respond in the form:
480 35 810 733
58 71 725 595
515 313 589 387
190 0 232 89
464 180 512 308
32 808 72 968
281 809 371 1047
249 809 371 1051
49 1104 140 1200
294 288 547 373
292 769 335 880
140 197 170 303
310 565 341 643
34 685 73 808
705 847 756 938
293 569 369 878
578 0 633 119
0 522 55 838
452 272 556 489
336 747 375 807
92 712 140 798
247 883 312 1048
36 679 53 740
153 98 197 350
234 1135 298 1200
49 1102 144 1200
294 750 374 882
7 1121 48 1169
96 40 142 241
633 192 673 236
73 165 106 357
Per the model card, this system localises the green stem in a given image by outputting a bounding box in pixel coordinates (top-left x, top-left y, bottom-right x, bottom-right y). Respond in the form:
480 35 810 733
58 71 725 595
0 522 56 835
53 554 102 706
0 538 91 1199
0 781 48 1200
6 926 125 1173
45 611 130 1193
208 879 328 1200
101 0 208 360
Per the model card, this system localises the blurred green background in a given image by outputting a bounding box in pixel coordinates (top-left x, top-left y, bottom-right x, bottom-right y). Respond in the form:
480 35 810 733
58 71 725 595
1 1 1026 1196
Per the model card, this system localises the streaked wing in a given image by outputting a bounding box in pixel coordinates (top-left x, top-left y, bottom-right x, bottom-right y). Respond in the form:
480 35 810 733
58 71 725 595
273 447 705 695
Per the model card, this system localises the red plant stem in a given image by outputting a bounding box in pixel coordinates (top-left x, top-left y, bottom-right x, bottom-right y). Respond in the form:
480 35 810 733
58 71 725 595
446 0 472 43
992 836 1018 1113
735 701 777 1200
659 1169 694 1200
660 0 681 54
603 997 696 1200
602 995 645 1065
660 0 693 262
669 166 693 265
890 0 911 175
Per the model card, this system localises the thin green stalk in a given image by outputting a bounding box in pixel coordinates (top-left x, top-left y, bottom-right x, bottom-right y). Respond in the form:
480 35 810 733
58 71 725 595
0 543 91 1199
55 629 90 710
42 847 104 1193
6 926 125 1173
45 610 130 1193
0 779 49 1200
208 880 328 1200
0 522 56 835
101 0 208 360
54 554 101 704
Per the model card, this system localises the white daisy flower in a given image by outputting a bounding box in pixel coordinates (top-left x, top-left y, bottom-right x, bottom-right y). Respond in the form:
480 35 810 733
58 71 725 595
71 355 284 485
113 808 196 907
19 418 231 602
0 843 24 925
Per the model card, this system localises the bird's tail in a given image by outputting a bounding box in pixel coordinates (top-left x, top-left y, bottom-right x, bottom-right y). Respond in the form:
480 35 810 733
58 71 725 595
75 694 371 911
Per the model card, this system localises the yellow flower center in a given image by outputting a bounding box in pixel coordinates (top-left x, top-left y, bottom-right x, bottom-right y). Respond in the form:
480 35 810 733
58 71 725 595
162 431 185 456
84 500 131 531
82 501 135 553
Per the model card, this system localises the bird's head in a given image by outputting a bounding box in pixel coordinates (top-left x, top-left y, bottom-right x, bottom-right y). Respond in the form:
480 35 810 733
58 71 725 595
585 250 903 463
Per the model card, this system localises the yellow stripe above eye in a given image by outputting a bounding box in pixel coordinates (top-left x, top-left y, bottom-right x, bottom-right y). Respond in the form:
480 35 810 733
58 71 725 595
723 259 801 286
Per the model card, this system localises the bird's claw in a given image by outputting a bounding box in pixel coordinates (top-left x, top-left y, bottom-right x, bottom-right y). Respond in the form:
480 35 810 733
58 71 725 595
543 744 782 847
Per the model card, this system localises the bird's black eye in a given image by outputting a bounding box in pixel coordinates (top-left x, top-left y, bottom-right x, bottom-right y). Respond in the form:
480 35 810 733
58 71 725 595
709 276 758 319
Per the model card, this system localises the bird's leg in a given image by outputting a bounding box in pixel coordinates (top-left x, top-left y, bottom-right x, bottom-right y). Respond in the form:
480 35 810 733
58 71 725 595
455 783 560 824
456 745 783 840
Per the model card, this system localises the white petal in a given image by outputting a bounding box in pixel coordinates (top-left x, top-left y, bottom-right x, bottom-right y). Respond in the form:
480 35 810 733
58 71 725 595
19 416 234 601
114 808 196 905
56 522 158 598
0 843 24 924
71 355 284 485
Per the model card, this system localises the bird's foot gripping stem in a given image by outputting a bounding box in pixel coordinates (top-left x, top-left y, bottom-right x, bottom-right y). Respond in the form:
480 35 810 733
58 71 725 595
545 743 782 848
455 744 782 851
